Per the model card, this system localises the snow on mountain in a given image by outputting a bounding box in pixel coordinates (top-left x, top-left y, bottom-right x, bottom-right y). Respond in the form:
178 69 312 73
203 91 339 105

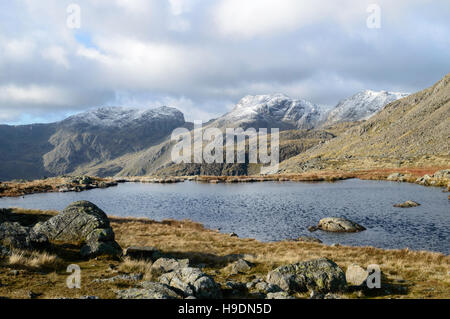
211 93 324 130
63 106 185 128
323 90 409 126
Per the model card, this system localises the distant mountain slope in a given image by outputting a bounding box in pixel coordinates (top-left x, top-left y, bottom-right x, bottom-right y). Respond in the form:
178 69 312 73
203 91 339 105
323 90 409 127
0 106 186 180
280 74 450 172
209 94 324 130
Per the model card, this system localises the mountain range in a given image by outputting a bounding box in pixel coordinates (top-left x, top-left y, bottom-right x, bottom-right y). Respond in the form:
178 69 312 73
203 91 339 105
1 74 448 180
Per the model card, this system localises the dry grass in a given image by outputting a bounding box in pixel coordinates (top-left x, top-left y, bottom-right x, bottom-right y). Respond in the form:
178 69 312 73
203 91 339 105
7 250 64 270
118 257 153 280
1 208 449 299
111 216 450 299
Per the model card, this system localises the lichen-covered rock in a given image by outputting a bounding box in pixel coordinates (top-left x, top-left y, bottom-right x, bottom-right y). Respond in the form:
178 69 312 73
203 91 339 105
0 222 48 249
33 201 121 258
266 291 295 299
0 245 11 258
266 258 347 293
93 273 143 283
151 258 189 275
159 267 222 299
229 259 253 275
317 218 366 233
116 282 182 299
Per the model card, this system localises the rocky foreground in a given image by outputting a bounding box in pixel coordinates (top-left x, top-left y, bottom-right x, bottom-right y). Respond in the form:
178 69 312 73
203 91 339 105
0 201 449 299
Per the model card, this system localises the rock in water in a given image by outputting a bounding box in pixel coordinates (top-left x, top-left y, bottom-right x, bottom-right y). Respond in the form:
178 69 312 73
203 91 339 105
159 267 222 299
266 258 347 293
0 222 48 249
33 201 121 258
393 201 421 208
317 218 366 233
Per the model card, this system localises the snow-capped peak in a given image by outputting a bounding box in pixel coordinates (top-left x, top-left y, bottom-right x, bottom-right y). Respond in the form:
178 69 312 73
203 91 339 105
216 93 323 129
63 106 184 128
324 90 409 125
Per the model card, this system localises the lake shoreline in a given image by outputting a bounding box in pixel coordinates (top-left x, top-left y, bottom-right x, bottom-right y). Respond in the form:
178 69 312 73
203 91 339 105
1 167 449 198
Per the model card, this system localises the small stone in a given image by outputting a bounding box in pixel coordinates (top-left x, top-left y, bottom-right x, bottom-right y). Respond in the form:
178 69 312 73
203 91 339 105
266 292 294 299
229 259 253 275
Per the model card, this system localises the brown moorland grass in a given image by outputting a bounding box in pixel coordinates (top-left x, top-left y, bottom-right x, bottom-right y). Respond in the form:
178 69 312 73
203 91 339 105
0 206 449 299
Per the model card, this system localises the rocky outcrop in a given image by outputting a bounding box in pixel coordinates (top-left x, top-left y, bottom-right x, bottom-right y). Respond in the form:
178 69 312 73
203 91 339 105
33 201 121 258
266 258 347 293
387 173 412 182
116 282 182 299
317 218 366 233
416 170 450 187
159 267 222 299
0 222 48 249
393 201 421 208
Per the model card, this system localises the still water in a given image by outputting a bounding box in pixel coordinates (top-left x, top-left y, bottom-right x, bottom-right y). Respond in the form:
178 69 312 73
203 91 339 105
1 179 448 254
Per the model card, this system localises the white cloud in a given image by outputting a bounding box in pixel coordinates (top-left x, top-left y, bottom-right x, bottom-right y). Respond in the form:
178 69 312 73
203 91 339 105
0 0 449 124
0 85 71 106
41 46 70 68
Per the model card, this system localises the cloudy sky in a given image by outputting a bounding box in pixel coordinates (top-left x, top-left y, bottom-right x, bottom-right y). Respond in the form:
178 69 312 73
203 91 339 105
1 0 449 124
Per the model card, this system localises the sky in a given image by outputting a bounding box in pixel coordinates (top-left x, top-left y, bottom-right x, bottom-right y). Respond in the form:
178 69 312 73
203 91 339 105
0 0 449 124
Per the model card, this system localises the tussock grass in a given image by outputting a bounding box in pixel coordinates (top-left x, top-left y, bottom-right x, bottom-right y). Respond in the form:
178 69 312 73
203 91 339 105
7 250 63 270
118 257 153 280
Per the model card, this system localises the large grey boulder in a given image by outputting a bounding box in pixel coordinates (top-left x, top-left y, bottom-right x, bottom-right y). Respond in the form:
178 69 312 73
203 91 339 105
266 258 347 293
116 282 182 299
33 201 121 258
317 218 366 233
0 222 48 249
159 267 222 299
